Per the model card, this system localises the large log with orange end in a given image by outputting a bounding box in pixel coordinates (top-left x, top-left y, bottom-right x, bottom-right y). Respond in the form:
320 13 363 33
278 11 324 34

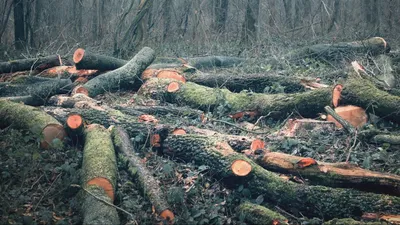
81 47 155 97
81 124 119 224
0 55 67 74
163 134 400 219
111 126 174 223
255 152 400 196
73 48 127 71
0 100 66 149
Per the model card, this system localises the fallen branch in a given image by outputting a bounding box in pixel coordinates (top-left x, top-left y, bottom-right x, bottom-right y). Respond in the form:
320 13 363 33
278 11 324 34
0 55 66 73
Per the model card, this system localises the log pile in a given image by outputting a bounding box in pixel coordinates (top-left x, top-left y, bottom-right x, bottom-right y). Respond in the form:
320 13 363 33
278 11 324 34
1 38 400 224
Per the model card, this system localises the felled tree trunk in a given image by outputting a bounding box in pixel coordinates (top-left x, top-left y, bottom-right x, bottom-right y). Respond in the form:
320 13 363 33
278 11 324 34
81 124 119 224
0 76 72 106
138 78 331 120
163 135 400 219
81 47 155 97
0 100 66 149
187 72 307 93
73 48 127 71
237 202 288 225
256 152 400 196
283 37 390 63
111 126 174 223
0 55 64 73
185 56 245 69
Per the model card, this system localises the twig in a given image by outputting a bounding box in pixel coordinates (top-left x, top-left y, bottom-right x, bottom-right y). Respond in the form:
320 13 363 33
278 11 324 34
324 106 355 134
71 184 134 218
346 130 359 163
210 118 270 134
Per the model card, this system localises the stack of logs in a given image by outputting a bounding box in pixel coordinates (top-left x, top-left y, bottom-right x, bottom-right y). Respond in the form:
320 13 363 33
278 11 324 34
1 37 400 224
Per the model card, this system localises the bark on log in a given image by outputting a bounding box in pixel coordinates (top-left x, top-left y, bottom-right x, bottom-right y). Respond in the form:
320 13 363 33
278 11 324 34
237 202 288 225
371 134 400 145
255 152 400 196
0 55 64 73
138 78 332 120
163 134 400 219
73 48 127 71
283 37 390 63
0 76 72 106
82 47 155 97
111 126 174 222
81 124 119 224
0 100 66 149
323 218 389 225
115 105 202 119
187 72 307 93
185 56 245 69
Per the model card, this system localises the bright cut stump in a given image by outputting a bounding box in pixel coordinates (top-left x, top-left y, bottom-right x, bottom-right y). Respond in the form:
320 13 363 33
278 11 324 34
172 128 186 135
141 68 157 80
250 139 265 151
73 48 85 63
157 70 186 83
326 105 368 128
159 209 175 223
231 159 252 176
87 177 114 201
166 82 180 93
72 86 89 96
67 114 83 129
40 124 67 149
332 84 343 108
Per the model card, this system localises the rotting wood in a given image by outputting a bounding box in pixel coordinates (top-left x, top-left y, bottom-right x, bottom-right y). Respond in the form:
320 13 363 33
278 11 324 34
163 134 400 219
255 151 400 196
111 126 174 223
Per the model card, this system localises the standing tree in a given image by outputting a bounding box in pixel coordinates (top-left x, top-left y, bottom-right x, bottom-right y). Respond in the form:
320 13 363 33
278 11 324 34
241 0 260 43
213 0 229 34
13 0 25 50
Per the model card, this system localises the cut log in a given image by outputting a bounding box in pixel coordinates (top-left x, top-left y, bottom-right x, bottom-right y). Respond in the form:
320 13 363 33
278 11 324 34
48 94 100 109
138 78 332 120
283 37 390 63
278 118 336 137
73 48 127 71
371 134 400 145
38 66 99 80
0 55 65 73
0 76 72 106
0 100 66 149
81 47 155 97
115 105 203 119
185 56 245 69
163 134 400 219
255 152 400 196
111 126 174 223
237 202 289 225
66 113 85 143
187 72 307 93
323 218 390 225
325 106 360 132
81 124 119 224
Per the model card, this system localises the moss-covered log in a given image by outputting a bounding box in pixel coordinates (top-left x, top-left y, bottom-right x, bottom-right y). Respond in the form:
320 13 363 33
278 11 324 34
111 126 174 222
187 72 306 93
323 218 390 225
73 48 127 71
0 55 64 73
163 135 400 219
81 124 119 224
236 202 288 225
81 185 120 225
371 134 400 145
255 152 400 196
82 47 155 97
0 76 72 106
283 37 390 63
185 56 245 69
115 105 202 119
42 107 157 141
0 100 66 149
138 78 332 120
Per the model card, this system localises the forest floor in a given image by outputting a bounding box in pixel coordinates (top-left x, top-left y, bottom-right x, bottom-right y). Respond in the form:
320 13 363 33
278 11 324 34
1 40 400 225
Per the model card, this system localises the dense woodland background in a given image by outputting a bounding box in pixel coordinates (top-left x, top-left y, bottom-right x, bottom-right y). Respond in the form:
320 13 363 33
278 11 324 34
1 0 400 59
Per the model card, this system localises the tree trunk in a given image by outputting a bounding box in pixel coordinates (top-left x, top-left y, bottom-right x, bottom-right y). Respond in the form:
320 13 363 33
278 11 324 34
213 0 228 33
13 0 25 50
241 0 260 43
